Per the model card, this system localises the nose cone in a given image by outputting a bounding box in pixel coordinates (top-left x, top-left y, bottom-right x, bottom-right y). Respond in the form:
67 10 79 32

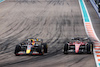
26 49 31 54
26 45 32 54
75 44 80 53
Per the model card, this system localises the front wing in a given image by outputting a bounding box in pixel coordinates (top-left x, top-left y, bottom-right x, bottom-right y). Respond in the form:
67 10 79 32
16 51 43 55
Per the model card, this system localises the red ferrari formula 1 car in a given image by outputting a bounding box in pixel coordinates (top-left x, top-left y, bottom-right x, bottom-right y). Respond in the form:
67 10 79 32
14 38 48 56
63 37 93 54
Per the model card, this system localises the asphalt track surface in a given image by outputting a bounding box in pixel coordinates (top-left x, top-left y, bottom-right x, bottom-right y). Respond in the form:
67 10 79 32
0 0 98 67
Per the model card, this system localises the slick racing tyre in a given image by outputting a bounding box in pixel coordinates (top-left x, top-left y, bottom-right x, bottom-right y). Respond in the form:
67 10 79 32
37 45 44 55
14 45 21 56
87 44 91 54
64 44 68 54
88 42 93 53
42 43 48 53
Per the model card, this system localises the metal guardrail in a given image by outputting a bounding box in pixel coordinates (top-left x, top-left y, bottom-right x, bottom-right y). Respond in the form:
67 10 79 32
90 0 100 18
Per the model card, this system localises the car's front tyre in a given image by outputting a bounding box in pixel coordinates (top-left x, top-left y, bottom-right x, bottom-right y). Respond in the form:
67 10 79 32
42 43 48 53
14 45 21 56
64 44 68 54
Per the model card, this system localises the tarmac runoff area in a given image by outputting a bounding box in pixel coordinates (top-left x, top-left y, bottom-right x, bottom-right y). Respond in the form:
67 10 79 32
0 0 99 67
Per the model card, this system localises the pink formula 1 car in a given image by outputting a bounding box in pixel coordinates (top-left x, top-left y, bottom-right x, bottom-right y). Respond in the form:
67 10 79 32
63 37 93 54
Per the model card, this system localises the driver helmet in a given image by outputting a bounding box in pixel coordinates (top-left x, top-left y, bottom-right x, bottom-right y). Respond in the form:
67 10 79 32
31 39 35 45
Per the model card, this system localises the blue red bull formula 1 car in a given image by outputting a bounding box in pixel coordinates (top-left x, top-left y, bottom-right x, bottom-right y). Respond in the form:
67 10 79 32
14 38 48 56
63 37 93 54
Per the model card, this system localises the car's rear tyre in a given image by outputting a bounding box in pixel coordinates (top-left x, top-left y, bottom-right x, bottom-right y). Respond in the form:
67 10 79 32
42 43 48 53
64 44 68 54
37 45 44 55
87 44 91 54
89 42 93 53
91 44 93 52
14 45 21 56
88 42 93 53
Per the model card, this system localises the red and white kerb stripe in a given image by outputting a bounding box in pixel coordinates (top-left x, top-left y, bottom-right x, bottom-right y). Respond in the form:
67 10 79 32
79 0 100 67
